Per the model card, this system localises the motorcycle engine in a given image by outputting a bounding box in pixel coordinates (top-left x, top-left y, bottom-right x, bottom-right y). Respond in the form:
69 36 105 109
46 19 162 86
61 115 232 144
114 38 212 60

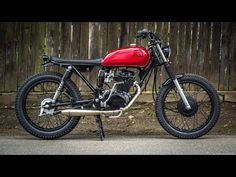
98 68 135 110
104 91 130 109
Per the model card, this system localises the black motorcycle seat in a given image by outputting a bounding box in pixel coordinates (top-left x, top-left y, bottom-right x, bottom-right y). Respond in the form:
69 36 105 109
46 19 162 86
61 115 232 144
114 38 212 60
50 56 102 66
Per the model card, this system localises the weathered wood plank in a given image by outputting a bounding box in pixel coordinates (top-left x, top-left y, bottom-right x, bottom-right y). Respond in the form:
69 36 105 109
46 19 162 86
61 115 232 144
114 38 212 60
61 22 72 58
18 23 32 86
30 23 40 74
27 23 37 77
79 22 90 92
47 22 60 74
98 22 108 55
194 22 212 90
33 22 46 74
208 22 221 89
197 22 210 80
196 22 204 76
161 22 169 42
71 22 81 59
160 22 170 84
169 22 179 72
190 22 199 75
71 22 81 87
14 23 21 90
107 22 121 50
177 22 186 74
201 22 211 79
55 22 71 78
228 23 236 91
119 22 129 47
79 22 89 59
4 23 18 91
219 22 230 91
196 22 207 76
0 23 6 92
88 22 100 86
49 22 60 56
185 22 193 73
127 22 137 44
145 22 157 91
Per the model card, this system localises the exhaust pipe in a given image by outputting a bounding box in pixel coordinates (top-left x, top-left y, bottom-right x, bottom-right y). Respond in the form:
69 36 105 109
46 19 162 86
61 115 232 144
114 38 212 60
60 82 141 117
61 109 122 117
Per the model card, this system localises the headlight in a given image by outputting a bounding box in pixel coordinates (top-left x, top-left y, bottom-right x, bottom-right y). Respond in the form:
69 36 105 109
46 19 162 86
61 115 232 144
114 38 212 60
162 45 171 58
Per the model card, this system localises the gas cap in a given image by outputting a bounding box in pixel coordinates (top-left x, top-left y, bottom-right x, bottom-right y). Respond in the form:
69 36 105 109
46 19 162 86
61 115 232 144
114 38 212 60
130 43 136 47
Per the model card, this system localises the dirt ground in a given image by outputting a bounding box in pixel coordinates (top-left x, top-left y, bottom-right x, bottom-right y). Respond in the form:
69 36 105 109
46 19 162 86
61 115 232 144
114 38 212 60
0 102 236 137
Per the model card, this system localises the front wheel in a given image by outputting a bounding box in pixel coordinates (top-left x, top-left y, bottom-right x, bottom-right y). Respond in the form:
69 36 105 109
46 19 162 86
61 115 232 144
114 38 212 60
155 74 220 139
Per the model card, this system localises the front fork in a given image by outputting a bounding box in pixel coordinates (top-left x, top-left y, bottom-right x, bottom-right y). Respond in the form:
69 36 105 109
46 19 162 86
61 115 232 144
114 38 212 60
156 44 191 110
164 63 191 110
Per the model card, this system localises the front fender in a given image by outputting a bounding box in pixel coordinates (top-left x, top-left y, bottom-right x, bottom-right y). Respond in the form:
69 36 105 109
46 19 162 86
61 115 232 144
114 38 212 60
162 74 184 86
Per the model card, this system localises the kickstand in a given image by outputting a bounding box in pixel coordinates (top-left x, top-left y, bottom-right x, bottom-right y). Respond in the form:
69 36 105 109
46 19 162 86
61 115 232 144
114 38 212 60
96 115 105 141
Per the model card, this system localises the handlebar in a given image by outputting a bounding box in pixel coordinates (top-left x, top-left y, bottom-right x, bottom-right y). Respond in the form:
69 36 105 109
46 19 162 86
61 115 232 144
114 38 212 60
136 29 149 38
136 29 161 42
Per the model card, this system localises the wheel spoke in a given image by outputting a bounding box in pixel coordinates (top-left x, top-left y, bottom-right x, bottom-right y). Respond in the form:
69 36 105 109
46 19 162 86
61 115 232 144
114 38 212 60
25 81 73 131
163 81 213 133
164 106 179 113
198 108 209 121
193 114 196 129
184 119 190 130
61 90 72 100
194 114 199 128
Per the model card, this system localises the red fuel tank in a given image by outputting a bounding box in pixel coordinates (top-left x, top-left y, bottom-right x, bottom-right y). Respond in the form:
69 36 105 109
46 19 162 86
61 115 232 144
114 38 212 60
101 45 150 67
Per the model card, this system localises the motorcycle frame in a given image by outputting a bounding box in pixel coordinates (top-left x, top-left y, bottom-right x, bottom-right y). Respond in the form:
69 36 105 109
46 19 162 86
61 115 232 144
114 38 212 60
47 42 191 110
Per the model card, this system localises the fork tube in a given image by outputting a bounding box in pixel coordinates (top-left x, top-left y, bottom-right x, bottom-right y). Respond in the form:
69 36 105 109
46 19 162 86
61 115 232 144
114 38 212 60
156 43 191 110
172 79 191 110
164 63 191 110
52 66 72 102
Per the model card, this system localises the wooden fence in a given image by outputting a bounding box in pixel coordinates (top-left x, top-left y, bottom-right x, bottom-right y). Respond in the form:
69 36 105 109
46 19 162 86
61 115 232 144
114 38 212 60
0 22 235 93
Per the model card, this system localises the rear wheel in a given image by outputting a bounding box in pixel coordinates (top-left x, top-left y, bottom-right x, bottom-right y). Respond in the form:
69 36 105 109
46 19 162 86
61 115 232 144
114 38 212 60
15 72 81 139
155 74 220 139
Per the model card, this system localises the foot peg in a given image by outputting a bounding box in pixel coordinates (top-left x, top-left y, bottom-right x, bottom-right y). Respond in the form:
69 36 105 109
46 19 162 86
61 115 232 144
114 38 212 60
96 115 105 141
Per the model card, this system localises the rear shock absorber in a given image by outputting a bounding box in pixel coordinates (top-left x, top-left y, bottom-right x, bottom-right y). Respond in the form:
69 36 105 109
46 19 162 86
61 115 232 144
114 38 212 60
52 66 72 103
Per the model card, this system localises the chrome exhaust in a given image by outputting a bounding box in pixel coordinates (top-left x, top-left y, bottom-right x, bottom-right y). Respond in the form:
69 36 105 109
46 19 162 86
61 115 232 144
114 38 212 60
61 109 122 117
60 82 141 118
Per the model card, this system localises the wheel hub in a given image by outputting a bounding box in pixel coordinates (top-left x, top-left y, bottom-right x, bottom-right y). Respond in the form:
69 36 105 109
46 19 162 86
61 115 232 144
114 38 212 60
39 98 55 116
177 96 198 117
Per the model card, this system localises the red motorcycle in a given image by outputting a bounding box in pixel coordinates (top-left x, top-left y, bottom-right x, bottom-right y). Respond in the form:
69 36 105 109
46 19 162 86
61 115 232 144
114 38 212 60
15 29 220 140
